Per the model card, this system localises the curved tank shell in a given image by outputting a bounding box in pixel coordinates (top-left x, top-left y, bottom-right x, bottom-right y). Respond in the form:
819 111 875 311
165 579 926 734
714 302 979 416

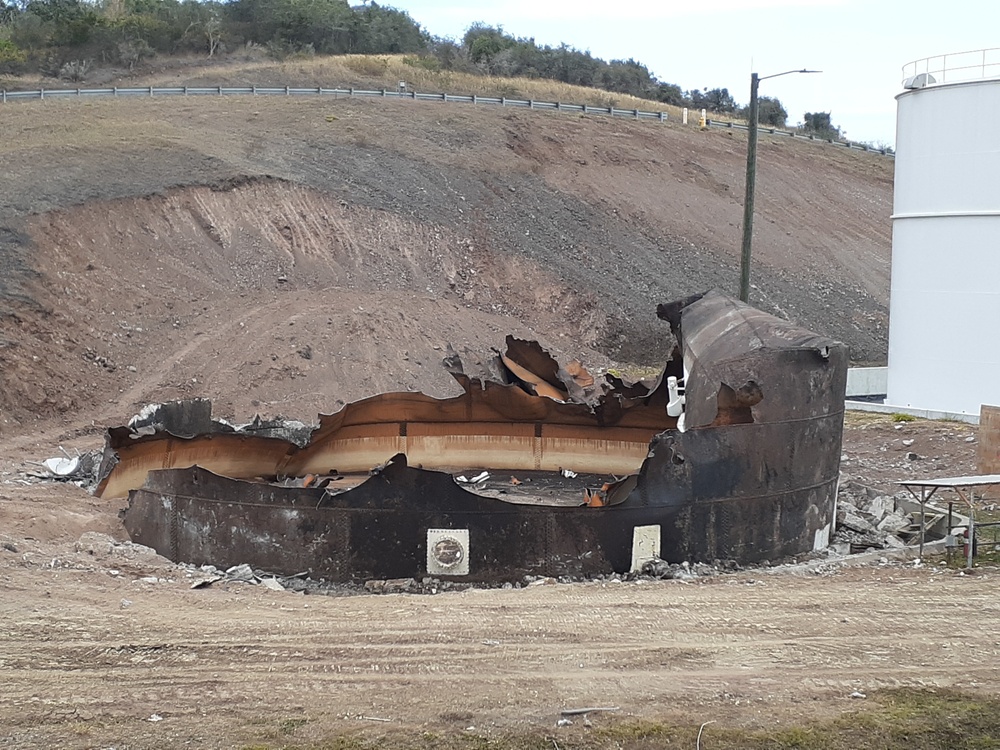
889 52 1000 414
118 292 847 581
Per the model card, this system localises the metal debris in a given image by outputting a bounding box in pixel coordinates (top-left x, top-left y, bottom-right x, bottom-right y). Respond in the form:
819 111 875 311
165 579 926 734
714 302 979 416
190 576 223 589
112 291 847 582
225 563 255 583
28 447 101 486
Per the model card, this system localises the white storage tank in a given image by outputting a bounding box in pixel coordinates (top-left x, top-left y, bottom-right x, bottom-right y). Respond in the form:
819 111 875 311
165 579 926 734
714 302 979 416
887 48 1000 415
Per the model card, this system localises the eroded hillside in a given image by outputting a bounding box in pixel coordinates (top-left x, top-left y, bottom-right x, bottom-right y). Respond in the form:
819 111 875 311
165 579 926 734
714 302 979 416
0 94 892 430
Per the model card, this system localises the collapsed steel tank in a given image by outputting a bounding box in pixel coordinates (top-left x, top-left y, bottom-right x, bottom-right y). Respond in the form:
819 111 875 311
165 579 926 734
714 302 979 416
100 291 847 581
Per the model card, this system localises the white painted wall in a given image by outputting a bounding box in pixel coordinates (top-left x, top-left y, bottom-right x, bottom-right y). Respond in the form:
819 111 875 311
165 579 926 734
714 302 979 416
888 76 1000 415
846 367 888 397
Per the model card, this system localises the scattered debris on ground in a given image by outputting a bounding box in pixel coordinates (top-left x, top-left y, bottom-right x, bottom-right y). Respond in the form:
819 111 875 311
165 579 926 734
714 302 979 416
833 480 969 554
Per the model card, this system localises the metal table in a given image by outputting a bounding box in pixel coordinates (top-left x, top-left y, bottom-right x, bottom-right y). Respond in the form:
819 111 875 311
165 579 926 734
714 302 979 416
896 475 1000 567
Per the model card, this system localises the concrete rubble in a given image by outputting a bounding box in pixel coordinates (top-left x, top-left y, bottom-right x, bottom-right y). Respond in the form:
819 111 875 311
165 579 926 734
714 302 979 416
832 481 963 552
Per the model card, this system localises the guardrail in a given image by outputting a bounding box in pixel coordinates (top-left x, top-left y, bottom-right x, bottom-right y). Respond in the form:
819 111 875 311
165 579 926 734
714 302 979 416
0 84 668 120
704 117 893 156
0 84 893 157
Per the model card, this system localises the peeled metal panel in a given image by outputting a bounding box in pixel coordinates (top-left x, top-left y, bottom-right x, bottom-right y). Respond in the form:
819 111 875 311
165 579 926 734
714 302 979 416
120 292 847 578
99 380 679 498
500 353 567 401
97 432 298 499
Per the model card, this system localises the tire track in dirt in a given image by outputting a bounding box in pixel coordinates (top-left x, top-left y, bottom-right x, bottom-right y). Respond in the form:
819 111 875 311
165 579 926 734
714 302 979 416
101 300 282 419
4 523 1000 750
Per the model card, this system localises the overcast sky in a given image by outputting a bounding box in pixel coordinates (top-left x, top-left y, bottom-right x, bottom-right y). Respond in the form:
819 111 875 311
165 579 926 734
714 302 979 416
384 0 1000 147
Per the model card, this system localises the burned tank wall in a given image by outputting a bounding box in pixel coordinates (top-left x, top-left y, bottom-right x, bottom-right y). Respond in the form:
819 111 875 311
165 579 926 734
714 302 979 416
677 292 846 429
125 402 844 580
647 291 848 562
127 461 667 581
98 367 676 500
119 291 849 580
627 417 842 563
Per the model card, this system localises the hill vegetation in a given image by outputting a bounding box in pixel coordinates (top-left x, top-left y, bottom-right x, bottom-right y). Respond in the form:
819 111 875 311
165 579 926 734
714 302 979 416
0 0 844 135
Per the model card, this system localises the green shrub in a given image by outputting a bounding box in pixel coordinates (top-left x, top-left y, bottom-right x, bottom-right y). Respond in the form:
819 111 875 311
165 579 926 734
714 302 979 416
402 54 439 72
0 38 27 74
344 54 389 77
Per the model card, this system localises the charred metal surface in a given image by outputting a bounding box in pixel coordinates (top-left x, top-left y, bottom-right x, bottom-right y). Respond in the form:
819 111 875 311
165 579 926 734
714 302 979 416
129 399 215 437
126 456 705 581
622 291 847 562
500 336 605 405
119 290 847 579
97 341 675 499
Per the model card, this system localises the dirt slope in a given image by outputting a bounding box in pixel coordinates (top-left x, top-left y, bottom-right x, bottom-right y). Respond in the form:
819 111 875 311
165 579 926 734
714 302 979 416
0 92 891 429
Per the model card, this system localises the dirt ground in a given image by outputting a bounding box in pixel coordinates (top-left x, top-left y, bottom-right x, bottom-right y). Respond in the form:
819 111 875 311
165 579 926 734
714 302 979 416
0 64 983 749
1 412 994 749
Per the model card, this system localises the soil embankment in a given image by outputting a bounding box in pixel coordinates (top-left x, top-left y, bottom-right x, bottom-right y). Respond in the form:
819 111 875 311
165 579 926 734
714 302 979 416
0 93 891 429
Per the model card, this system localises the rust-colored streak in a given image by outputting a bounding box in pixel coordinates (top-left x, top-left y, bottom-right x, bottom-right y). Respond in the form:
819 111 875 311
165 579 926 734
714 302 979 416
292 421 656 476
96 386 675 498
97 433 297 499
100 420 660 498
500 353 568 401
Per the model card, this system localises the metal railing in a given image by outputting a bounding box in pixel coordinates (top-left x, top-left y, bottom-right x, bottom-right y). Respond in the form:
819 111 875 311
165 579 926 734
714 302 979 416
0 84 668 120
0 84 893 157
704 117 893 155
902 47 1000 85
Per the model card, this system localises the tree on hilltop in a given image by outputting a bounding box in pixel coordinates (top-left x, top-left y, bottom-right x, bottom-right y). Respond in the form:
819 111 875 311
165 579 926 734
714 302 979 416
802 111 842 140
737 95 788 127
690 87 737 113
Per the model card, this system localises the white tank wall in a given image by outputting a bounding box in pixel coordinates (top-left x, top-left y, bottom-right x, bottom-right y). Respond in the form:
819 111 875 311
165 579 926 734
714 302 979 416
887 78 1000 415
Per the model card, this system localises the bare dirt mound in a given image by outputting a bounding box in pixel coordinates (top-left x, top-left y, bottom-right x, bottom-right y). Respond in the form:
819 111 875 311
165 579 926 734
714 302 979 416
1 178 616 428
0 94 892 431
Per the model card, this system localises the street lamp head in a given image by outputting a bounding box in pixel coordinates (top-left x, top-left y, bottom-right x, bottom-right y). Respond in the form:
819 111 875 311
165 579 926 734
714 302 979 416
758 68 822 81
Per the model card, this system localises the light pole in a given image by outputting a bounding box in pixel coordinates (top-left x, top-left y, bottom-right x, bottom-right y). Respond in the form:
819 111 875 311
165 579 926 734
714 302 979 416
739 68 820 302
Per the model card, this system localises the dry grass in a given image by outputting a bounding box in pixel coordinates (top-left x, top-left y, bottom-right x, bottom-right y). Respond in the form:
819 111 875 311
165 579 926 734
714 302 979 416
3 53 700 121
234 689 1000 749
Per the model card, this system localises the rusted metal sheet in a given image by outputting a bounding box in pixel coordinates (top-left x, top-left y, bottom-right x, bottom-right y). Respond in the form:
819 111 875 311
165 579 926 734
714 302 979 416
97 343 676 498
120 291 847 580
